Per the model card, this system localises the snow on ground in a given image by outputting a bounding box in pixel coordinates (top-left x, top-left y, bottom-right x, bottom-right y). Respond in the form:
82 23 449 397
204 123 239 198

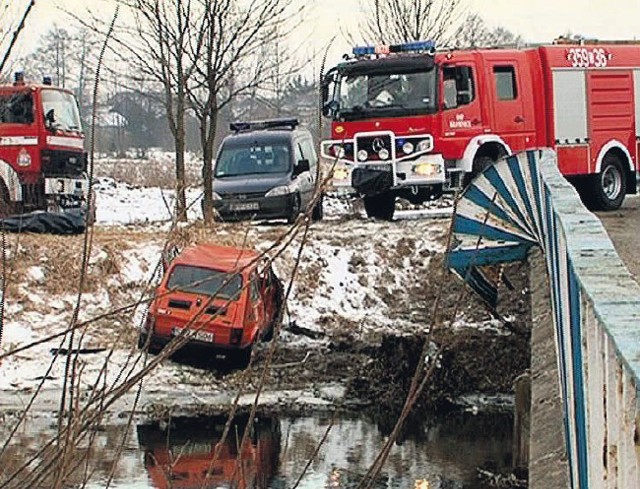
0 160 472 393
95 177 204 224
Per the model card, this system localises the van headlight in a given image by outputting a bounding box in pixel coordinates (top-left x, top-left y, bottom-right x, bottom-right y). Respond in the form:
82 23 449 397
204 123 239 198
265 185 292 197
212 191 222 200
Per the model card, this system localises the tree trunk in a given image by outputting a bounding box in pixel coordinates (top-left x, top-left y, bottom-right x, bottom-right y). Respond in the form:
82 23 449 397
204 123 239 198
201 107 218 225
174 86 187 222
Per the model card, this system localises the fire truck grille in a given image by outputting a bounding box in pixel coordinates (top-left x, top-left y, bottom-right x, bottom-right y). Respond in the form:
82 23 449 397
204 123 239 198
41 150 87 177
355 134 393 162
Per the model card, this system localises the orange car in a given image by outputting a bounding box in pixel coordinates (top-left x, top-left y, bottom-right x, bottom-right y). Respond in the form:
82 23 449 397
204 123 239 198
137 416 281 489
138 243 283 367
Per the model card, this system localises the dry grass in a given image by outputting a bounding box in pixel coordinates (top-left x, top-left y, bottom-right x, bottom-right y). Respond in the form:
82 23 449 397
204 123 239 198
94 155 202 189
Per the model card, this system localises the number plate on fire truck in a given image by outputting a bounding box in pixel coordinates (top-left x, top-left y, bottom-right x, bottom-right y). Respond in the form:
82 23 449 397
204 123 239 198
172 327 214 343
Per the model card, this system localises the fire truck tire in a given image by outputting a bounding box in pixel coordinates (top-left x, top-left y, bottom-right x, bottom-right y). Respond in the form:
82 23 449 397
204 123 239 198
311 194 324 221
363 192 395 220
472 155 495 176
0 182 14 218
591 155 626 211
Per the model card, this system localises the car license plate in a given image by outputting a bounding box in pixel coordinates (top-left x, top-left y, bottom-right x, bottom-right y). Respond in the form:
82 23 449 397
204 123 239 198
230 202 259 211
172 327 214 343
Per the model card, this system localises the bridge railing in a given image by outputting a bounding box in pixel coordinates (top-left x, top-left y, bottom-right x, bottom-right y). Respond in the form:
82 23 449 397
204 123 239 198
447 149 640 488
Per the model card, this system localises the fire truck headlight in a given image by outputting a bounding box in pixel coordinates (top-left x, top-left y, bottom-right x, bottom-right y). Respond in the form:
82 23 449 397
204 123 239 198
17 149 31 167
378 149 389 160
332 145 345 158
357 149 368 162
416 139 432 153
402 142 414 155
413 163 441 176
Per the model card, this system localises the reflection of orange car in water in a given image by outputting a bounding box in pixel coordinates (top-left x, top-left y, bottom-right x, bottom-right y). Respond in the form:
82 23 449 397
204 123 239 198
137 416 281 489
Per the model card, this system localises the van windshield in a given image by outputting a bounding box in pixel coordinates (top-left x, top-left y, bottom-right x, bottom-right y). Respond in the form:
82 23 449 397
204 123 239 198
215 142 291 177
167 265 243 299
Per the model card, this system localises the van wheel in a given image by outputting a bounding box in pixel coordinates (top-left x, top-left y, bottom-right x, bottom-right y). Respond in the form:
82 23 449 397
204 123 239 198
363 192 395 220
311 194 324 221
287 194 300 224
590 154 626 211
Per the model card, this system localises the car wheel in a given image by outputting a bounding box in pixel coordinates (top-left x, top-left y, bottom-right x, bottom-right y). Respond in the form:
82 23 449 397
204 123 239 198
589 154 626 211
287 194 301 224
236 344 253 369
137 332 161 355
363 191 395 220
311 194 324 221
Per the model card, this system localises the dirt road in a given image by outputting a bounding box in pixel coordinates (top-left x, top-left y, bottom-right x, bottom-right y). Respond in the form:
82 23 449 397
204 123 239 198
596 194 640 282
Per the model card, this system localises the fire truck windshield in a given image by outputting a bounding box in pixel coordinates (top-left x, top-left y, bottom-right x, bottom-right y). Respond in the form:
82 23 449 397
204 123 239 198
336 69 436 120
0 92 34 124
41 89 82 132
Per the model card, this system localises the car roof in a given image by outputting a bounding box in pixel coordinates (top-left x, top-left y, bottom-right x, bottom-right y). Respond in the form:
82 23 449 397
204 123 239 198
171 243 261 273
221 128 310 146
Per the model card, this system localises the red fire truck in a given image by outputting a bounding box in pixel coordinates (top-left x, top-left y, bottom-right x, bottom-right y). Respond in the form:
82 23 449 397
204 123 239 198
321 40 640 219
0 72 88 220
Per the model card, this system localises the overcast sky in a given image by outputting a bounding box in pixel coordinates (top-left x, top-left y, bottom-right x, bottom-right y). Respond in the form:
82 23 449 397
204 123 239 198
9 0 640 72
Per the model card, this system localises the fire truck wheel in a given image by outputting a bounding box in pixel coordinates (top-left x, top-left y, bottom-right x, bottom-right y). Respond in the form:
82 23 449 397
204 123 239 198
363 192 395 221
591 155 626 211
472 155 495 176
0 183 13 218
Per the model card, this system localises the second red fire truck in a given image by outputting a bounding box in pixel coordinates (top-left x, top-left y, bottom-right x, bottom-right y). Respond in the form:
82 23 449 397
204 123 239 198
0 72 89 226
321 39 640 219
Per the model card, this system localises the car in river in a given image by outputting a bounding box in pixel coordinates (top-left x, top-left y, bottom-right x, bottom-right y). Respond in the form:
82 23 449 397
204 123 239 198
138 243 283 367
211 118 323 223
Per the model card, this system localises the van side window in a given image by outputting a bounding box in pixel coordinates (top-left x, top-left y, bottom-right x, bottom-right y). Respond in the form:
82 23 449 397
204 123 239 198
494 66 518 100
294 141 304 163
442 66 475 109
300 138 318 170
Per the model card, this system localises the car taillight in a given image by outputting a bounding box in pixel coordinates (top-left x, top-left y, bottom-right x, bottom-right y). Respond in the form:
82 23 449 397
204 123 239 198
230 328 243 345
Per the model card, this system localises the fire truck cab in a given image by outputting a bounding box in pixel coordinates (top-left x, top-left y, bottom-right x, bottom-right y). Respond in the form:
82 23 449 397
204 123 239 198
321 40 640 219
0 72 88 219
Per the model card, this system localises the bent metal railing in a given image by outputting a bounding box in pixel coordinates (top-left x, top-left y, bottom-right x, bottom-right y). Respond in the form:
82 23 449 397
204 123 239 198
447 149 640 488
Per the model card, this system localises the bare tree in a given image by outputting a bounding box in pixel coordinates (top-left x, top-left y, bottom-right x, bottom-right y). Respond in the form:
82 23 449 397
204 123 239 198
356 0 466 45
186 0 299 224
82 0 205 222
454 13 523 49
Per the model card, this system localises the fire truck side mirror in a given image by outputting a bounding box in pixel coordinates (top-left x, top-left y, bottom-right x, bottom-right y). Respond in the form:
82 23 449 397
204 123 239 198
45 108 55 128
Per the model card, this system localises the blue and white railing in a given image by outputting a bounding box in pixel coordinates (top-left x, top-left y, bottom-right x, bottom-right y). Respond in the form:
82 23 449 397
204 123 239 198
447 149 640 488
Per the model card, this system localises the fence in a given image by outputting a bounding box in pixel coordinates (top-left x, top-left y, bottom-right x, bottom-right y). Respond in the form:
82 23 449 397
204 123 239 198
447 149 640 488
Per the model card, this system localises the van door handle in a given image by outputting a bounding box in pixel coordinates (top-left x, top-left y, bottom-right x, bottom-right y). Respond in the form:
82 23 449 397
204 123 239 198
514 116 525 123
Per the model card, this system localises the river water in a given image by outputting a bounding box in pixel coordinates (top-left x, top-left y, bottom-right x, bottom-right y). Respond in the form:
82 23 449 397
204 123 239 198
2 411 514 488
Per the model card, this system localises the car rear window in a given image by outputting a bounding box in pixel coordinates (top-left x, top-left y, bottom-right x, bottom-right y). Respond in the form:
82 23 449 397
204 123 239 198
214 142 291 177
167 265 243 299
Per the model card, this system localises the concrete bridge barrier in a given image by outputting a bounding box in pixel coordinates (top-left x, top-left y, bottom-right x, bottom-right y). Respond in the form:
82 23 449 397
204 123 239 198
447 149 640 488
